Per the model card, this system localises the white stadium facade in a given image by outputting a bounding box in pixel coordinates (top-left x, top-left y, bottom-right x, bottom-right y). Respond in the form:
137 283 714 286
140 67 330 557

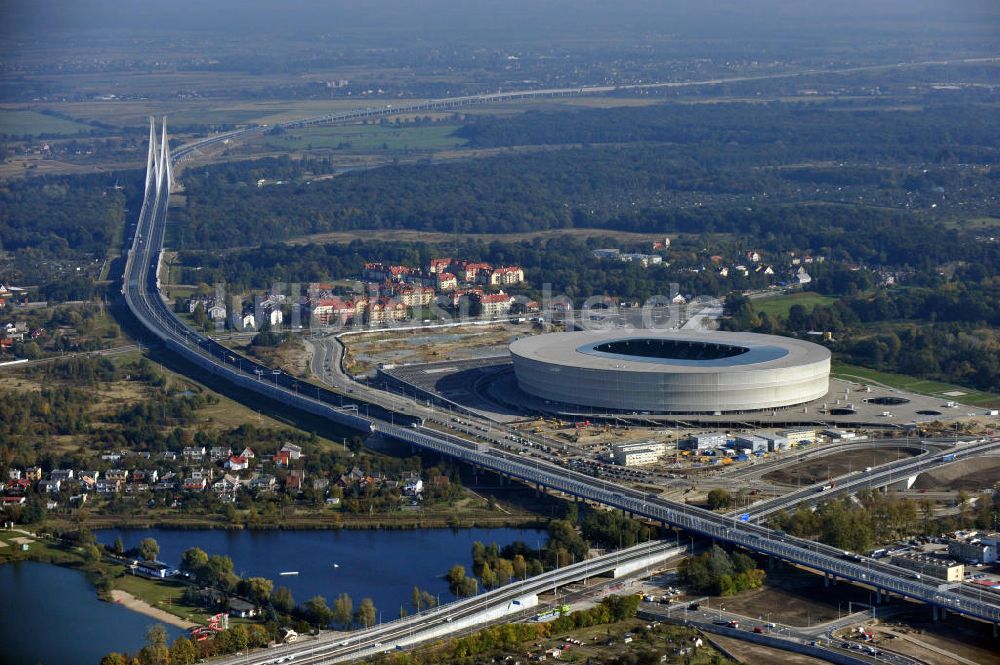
509 330 831 414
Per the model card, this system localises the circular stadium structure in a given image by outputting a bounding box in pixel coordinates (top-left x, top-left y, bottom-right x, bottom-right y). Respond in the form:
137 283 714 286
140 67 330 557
509 330 830 414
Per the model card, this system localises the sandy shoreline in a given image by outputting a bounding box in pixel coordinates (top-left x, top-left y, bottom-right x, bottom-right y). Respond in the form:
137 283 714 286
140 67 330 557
110 589 199 630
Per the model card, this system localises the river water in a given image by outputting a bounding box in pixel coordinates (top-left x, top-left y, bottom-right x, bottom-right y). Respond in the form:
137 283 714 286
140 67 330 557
0 527 542 665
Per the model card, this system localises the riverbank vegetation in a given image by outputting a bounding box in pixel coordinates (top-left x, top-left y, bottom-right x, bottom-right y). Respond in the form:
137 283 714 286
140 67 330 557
447 505 662 596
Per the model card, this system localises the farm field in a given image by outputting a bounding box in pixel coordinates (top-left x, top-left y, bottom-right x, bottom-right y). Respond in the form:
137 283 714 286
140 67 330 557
0 109 94 136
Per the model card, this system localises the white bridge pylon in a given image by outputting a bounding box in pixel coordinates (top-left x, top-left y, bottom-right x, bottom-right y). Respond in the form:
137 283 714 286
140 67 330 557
144 116 172 198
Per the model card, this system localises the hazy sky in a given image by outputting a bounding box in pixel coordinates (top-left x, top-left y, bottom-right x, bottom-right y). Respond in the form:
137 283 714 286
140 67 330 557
3 0 998 42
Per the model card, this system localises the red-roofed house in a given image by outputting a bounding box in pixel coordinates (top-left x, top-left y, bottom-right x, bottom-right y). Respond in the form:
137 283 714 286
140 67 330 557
227 456 249 471
428 258 453 274
435 272 458 291
483 266 524 286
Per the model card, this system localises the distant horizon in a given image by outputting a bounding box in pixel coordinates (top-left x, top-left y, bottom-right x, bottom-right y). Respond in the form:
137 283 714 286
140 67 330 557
3 0 999 44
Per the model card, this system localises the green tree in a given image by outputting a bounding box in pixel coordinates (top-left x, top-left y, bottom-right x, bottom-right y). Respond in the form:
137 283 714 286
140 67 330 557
179 547 208 575
140 624 169 665
356 597 377 628
138 537 160 562
271 586 295 614
243 577 273 605
333 592 353 627
99 654 128 665
113 536 124 556
169 637 197 665
706 489 734 510
304 595 334 627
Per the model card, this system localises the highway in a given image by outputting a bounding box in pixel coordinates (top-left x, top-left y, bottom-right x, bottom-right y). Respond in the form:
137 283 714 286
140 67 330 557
211 540 678 665
738 439 997 520
121 102 1000 661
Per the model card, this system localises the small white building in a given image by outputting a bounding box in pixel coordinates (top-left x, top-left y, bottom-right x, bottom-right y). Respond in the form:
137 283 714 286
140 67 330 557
613 442 666 466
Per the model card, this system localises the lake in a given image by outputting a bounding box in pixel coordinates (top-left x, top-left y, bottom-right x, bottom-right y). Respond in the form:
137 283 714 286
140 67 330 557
1 527 542 665
96 527 544 617
0 560 184 665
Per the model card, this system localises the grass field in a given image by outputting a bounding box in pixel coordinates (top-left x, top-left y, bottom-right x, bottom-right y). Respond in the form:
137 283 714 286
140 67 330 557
264 123 467 152
831 361 1000 407
0 109 93 136
113 573 206 622
751 291 838 319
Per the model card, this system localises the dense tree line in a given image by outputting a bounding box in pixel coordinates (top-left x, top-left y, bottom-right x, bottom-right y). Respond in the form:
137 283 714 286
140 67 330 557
0 173 129 257
173 143 1000 252
454 102 999 166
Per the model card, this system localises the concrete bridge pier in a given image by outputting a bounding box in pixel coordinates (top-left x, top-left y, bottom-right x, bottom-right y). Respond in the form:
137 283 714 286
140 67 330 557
824 573 831 588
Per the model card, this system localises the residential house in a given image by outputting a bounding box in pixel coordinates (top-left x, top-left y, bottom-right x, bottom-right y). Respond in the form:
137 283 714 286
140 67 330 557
8 469 22 481
279 443 303 460
183 446 207 460
285 469 307 493
367 298 408 324
183 477 208 492
239 447 255 459
25 467 42 482
209 446 232 462
403 477 424 496
312 478 330 492
206 302 227 321
37 480 61 493
248 475 276 493
458 261 492 282
428 258 453 274
435 272 458 292
236 310 256 331
212 474 242 497
131 470 158 484
103 469 128 483
483 266 524 286
226 456 249 471
228 598 259 618
395 286 434 308
477 292 514 317
96 480 122 495
50 469 74 483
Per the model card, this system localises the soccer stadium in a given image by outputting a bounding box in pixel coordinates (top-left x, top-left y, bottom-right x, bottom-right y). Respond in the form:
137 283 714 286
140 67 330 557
509 330 831 414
